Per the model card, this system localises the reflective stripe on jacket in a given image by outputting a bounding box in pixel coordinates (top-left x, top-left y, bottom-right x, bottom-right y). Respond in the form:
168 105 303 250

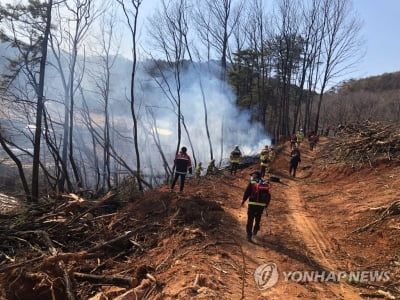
248 201 266 206
243 179 267 207
230 149 242 163
260 149 269 166
174 152 192 174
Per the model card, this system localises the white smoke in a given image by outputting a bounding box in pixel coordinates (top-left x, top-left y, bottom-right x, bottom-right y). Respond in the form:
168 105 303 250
10 52 271 187
132 61 271 169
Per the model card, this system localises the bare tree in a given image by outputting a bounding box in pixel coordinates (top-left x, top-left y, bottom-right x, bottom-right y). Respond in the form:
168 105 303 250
117 0 143 191
194 0 244 79
86 4 120 191
291 0 321 134
313 0 363 132
48 0 100 191
171 1 215 162
31 0 53 202
244 0 271 128
0 128 30 198
147 0 196 166
144 106 173 183
270 0 302 137
0 0 54 202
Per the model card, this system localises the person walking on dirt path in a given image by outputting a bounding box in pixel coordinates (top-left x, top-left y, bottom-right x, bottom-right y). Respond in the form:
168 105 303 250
268 146 276 173
206 159 217 175
307 129 314 139
230 145 242 175
290 134 297 149
269 146 276 163
296 130 305 147
259 145 270 178
195 162 203 179
308 134 319 150
171 146 192 192
241 170 271 242
290 146 301 159
289 147 301 177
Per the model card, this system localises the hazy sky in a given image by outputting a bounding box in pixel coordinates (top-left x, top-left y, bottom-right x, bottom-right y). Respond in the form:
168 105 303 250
351 0 400 80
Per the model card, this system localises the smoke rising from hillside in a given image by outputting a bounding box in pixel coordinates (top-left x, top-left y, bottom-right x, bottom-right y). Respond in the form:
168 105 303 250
44 58 272 181
1 48 271 187
130 61 271 170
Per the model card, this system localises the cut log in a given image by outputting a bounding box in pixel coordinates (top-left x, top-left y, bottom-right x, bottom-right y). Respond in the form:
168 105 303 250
73 272 136 287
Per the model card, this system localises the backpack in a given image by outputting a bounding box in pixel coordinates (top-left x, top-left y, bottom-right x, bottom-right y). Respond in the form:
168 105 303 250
254 180 271 207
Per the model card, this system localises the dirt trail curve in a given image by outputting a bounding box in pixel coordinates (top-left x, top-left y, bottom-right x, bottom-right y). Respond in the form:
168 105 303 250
280 138 363 299
227 137 366 299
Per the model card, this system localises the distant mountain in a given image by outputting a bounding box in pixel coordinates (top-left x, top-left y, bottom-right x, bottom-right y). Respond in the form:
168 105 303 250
339 71 400 93
322 71 400 125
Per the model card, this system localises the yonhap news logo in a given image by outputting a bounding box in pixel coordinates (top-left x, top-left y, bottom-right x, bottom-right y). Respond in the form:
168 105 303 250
254 262 390 290
254 263 279 290
283 270 391 283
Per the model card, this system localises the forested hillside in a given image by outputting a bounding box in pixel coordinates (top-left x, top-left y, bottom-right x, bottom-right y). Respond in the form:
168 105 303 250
321 72 400 125
341 72 400 92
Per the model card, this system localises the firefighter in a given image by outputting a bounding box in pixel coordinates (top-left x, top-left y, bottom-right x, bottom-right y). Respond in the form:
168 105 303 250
269 146 276 163
195 162 203 179
171 147 192 192
289 147 301 178
241 171 271 241
290 134 297 149
230 145 242 175
206 159 217 175
259 145 270 178
296 130 305 147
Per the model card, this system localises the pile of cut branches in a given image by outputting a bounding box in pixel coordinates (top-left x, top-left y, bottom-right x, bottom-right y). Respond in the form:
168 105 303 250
0 191 159 299
0 187 227 300
352 200 400 234
326 121 400 167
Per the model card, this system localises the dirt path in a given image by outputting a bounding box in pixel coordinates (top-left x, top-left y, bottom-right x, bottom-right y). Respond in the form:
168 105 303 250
284 173 363 299
225 138 367 299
